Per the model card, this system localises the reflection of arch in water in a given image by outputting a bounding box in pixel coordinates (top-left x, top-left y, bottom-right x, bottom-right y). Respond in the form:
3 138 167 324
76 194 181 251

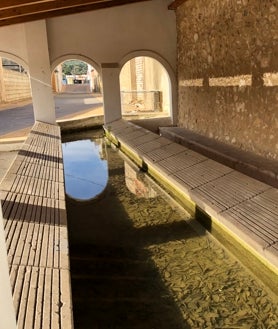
120 50 177 124
124 162 157 199
62 135 108 202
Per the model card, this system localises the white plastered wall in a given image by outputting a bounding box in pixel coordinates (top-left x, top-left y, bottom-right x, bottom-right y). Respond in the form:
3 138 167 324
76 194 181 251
0 1 177 123
25 20 56 124
46 0 177 123
0 23 29 66
47 0 176 68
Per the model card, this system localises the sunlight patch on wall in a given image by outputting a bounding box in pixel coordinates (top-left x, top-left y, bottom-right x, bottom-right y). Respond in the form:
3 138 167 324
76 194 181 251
263 72 278 86
180 73 278 88
179 79 203 87
209 75 252 87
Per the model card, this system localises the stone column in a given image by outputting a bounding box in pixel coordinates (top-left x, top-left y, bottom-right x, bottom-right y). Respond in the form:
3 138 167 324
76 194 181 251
0 205 17 329
57 64 63 93
101 63 122 124
25 20 56 124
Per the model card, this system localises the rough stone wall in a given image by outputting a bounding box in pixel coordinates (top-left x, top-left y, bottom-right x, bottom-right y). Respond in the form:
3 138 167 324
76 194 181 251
2 69 31 102
177 0 278 159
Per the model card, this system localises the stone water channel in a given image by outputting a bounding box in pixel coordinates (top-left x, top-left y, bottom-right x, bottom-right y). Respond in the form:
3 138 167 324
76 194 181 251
62 130 278 329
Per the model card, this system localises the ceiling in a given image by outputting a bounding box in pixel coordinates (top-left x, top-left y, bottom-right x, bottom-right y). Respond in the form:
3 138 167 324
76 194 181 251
0 0 151 27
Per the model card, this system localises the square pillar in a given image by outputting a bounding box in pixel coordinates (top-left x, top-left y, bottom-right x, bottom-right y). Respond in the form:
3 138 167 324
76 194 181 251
25 20 56 124
101 63 122 124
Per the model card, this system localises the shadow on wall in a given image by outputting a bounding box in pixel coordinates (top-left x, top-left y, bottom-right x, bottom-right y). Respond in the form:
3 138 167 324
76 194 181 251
176 0 278 160
179 73 278 160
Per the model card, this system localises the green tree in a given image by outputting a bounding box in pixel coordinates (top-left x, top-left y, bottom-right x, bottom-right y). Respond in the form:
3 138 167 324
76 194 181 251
62 60 88 75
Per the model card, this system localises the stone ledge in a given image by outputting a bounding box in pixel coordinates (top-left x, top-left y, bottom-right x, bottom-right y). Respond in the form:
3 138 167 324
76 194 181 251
104 119 278 295
159 127 278 189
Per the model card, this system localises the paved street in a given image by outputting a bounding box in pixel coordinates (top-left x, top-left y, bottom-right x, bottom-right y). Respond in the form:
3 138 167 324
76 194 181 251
0 93 103 138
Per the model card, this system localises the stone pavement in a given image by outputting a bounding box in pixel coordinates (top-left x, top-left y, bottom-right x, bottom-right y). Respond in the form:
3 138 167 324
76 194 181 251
0 94 104 140
0 99 32 112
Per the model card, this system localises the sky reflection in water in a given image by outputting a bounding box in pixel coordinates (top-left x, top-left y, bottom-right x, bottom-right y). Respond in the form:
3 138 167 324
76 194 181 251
62 139 108 200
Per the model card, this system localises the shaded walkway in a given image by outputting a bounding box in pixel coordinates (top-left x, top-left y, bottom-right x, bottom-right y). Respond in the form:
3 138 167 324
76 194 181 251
0 93 103 139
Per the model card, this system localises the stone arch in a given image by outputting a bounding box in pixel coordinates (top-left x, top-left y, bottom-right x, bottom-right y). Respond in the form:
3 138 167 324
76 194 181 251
0 51 29 71
51 54 102 94
51 54 101 75
0 51 32 104
119 50 177 124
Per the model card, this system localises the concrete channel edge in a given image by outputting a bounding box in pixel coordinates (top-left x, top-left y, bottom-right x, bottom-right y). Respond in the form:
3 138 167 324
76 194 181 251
104 127 278 297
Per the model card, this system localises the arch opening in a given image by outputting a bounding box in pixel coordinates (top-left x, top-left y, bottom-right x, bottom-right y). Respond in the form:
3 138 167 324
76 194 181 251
0 55 34 139
0 56 31 104
120 56 172 119
52 59 102 94
52 57 104 122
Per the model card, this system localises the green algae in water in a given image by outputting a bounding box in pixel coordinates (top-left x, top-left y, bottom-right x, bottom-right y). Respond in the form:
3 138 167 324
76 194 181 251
65 132 278 329
118 164 278 328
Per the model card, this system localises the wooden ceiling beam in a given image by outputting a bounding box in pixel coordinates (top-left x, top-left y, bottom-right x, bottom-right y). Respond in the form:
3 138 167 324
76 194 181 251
0 0 112 19
0 1 53 10
0 0 150 26
168 0 188 10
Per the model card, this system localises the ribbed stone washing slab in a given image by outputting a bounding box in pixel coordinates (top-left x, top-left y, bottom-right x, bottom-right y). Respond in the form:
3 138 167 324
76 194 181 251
119 126 139 135
119 129 147 142
10 265 72 329
0 121 73 329
143 142 186 163
104 119 278 271
105 120 128 133
221 205 278 245
251 188 278 206
223 195 278 233
153 149 207 174
171 159 233 189
125 133 160 147
136 137 172 153
2 191 68 269
192 171 271 212
1 173 64 200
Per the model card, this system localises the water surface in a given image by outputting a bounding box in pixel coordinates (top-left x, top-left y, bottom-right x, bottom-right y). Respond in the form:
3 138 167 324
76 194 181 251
63 130 278 329
62 136 108 200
